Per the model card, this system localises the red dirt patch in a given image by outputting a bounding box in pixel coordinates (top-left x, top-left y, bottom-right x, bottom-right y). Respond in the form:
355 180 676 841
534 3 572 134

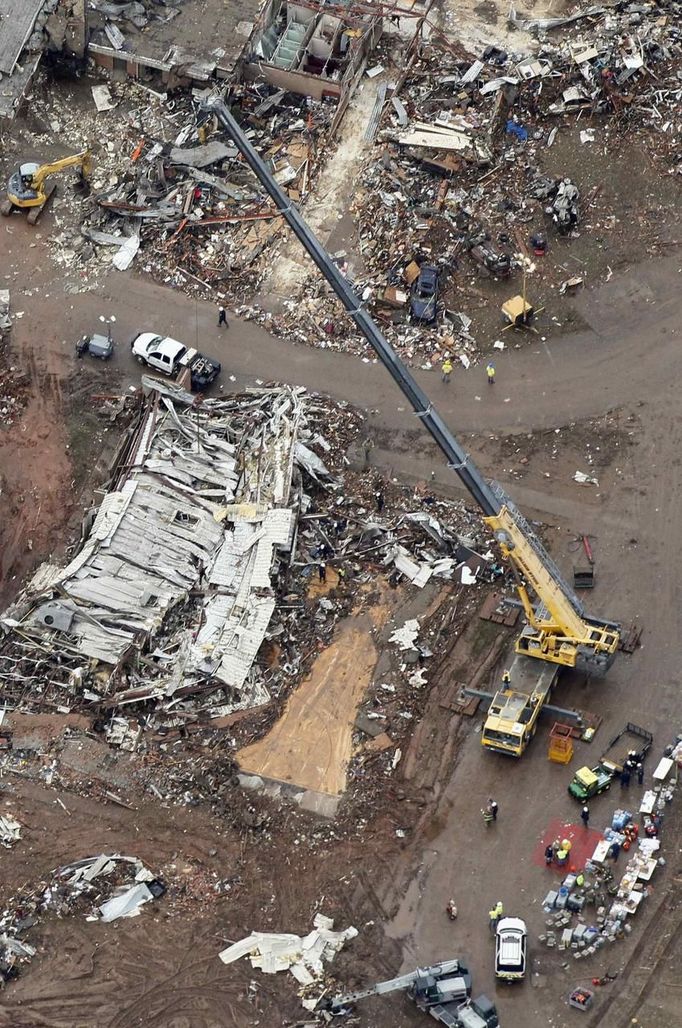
532 817 604 874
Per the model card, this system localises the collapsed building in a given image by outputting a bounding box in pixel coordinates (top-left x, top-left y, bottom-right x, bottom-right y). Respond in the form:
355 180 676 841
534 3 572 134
0 382 309 727
0 0 385 121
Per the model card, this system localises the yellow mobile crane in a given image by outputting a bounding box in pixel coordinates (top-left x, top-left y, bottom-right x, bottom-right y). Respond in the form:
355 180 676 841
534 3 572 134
202 101 621 757
1 150 92 224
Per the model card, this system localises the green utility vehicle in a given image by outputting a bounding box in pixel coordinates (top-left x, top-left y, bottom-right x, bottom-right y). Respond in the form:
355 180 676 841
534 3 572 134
568 722 652 801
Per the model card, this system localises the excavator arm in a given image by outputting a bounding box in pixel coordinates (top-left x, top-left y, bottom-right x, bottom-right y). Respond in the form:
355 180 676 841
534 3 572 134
204 100 620 675
325 959 468 1011
30 150 91 192
4 149 92 223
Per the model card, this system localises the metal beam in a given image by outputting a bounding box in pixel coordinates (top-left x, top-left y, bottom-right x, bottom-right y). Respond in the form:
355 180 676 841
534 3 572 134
205 100 500 518
463 687 593 723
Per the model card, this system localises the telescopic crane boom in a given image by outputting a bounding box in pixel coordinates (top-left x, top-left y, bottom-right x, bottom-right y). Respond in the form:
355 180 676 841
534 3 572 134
329 958 466 1008
205 100 619 677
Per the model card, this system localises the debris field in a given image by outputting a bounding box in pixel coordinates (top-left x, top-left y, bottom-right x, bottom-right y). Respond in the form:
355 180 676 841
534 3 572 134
0 3 682 1028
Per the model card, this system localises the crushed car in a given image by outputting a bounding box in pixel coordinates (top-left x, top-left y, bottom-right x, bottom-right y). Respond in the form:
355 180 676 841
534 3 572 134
410 264 439 323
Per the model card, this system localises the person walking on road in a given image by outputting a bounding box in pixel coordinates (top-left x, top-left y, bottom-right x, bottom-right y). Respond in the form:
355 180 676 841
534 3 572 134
488 907 498 934
441 357 453 383
486 363 495 385
362 436 374 469
621 765 631 788
636 762 644 786
581 804 590 828
488 798 498 821
218 305 229 328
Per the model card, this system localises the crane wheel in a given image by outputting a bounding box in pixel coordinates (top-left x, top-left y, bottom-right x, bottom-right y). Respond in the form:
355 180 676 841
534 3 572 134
0 199 12 217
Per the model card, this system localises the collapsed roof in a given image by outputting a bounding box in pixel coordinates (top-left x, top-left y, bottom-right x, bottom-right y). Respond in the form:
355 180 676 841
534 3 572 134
0 381 315 717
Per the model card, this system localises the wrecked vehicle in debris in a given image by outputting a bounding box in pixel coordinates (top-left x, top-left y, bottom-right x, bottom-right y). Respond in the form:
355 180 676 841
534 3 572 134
410 265 439 322
131 332 221 391
470 243 512 277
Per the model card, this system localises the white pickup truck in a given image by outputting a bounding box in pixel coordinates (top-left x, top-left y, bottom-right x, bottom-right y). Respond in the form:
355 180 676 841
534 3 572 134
130 332 221 391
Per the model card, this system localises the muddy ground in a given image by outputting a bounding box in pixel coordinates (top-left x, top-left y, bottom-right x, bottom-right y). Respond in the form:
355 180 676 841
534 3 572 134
1 4 682 1026
2 211 682 1027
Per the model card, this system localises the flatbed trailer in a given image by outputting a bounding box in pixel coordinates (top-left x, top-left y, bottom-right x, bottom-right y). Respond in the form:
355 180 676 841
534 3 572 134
481 651 559 756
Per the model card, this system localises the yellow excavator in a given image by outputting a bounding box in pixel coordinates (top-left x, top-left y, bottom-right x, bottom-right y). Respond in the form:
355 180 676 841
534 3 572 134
1 150 92 225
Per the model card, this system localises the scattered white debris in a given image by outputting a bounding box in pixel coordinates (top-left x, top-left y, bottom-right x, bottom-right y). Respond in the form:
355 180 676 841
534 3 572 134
573 470 599 486
389 618 420 650
91 84 117 112
99 883 154 923
0 815 22 848
408 667 428 688
218 915 357 993
111 230 140 271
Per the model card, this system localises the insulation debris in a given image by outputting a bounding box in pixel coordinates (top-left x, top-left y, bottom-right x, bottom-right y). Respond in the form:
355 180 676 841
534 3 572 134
218 913 358 993
0 853 163 982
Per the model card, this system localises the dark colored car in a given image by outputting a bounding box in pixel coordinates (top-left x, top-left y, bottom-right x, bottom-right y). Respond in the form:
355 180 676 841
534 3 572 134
470 244 511 277
75 332 114 360
410 265 438 322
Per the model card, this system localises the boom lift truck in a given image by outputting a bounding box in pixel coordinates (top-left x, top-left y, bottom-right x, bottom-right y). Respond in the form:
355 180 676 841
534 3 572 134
321 959 499 1027
205 100 621 758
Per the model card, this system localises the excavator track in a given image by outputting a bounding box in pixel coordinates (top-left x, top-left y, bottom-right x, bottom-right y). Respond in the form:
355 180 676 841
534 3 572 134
26 182 57 225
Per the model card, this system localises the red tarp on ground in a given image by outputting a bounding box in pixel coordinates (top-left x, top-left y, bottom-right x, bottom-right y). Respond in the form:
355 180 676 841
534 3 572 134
532 817 605 873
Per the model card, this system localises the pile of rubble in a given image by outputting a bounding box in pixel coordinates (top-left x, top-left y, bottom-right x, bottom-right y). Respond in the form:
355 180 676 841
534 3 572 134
14 73 334 294
0 853 164 983
0 382 305 723
0 293 29 427
0 380 498 788
244 1 682 362
218 913 358 1011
